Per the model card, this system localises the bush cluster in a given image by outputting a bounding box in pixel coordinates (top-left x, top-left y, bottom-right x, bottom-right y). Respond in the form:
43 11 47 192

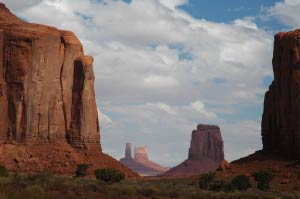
199 172 251 192
253 170 275 190
199 169 277 192
94 168 125 184
198 172 215 190
0 165 9 177
76 164 89 177
231 175 251 191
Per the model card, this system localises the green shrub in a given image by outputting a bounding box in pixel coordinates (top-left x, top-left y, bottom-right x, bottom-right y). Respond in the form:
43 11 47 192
231 175 251 191
253 170 275 190
94 168 125 184
208 180 236 192
137 187 155 197
198 172 215 190
0 165 8 177
169 191 179 198
25 185 46 199
223 181 236 193
76 164 89 177
209 180 226 192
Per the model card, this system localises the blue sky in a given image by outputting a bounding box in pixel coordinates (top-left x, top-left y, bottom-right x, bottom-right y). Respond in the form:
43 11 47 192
180 0 287 30
181 0 275 20
3 0 300 167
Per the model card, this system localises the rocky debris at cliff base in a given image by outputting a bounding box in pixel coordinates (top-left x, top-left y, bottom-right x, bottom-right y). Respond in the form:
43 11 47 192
218 160 231 171
0 141 137 178
120 143 169 176
161 124 225 177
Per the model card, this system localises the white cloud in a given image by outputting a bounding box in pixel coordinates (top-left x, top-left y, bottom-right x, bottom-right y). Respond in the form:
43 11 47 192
97 107 113 127
100 101 220 165
1 0 43 11
234 17 258 30
266 0 300 28
3 0 273 166
222 120 262 161
146 102 177 115
144 75 178 87
189 101 218 120
160 0 188 9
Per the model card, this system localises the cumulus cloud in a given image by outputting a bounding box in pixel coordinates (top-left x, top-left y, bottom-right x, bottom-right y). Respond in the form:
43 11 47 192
159 0 188 10
234 17 258 30
97 107 113 127
3 0 276 166
266 0 300 28
189 101 218 120
222 120 262 161
100 101 220 165
146 102 177 115
143 75 179 87
1 0 43 11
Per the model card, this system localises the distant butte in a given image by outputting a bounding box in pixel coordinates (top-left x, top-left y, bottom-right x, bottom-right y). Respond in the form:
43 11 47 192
161 124 225 177
120 143 169 176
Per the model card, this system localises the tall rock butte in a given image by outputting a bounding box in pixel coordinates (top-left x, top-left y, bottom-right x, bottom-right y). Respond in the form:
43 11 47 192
0 3 137 177
120 143 169 176
262 29 300 159
162 124 224 177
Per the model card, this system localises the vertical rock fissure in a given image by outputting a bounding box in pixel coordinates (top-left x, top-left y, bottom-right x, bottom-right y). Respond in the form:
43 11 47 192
59 37 68 140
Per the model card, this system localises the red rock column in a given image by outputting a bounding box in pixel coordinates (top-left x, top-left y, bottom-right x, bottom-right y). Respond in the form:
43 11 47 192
134 146 148 162
60 31 84 134
188 124 224 163
69 56 101 151
0 29 8 141
262 30 300 159
125 143 133 159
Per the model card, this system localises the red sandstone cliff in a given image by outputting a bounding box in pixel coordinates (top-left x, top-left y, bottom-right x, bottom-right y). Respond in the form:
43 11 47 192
0 3 137 177
162 124 224 177
262 29 300 159
120 143 169 176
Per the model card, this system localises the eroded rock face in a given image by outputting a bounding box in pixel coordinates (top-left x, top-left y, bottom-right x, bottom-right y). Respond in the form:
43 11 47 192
162 124 225 177
262 29 300 159
120 143 169 176
125 143 133 159
0 4 137 177
0 3 99 150
189 124 224 162
134 146 148 162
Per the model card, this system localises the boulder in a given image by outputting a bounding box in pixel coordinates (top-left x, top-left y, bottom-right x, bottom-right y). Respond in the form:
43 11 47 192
218 160 231 171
